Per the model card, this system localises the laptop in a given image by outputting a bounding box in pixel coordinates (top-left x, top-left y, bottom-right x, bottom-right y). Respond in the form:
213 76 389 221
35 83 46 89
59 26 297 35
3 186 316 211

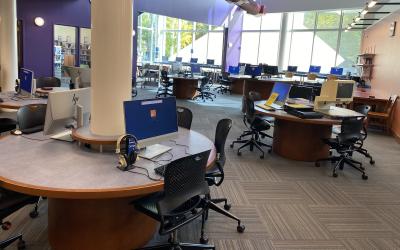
257 82 292 110
139 144 172 160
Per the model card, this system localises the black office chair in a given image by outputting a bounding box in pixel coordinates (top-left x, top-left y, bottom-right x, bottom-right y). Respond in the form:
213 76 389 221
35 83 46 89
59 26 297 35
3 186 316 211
177 106 193 130
204 119 245 234
0 118 17 135
133 151 215 250
17 104 47 134
214 72 232 95
156 70 174 98
354 105 375 165
194 77 214 102
230 94 272 159
35 77 61 89
0 188 40 250
315 117 368 180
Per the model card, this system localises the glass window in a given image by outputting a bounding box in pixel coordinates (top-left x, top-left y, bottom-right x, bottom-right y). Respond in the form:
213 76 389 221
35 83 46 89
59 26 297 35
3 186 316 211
166 17 179 30
207 32 223 65
261 13 282 30
258 32 280 65
181 20 193 31
192 32 209 63
342 10 359 28
164 31 178 60
79 28 91 67
292 12 316 30
242 14 262 31
317 11 341 29
338 30 362 74
312 31 339 73
240 32 260 65
288 32 314 71
177 32 193 62
53 25 77 80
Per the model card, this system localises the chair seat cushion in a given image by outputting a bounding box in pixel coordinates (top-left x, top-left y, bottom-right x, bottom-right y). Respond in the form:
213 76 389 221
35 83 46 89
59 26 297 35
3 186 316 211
0 118 17 133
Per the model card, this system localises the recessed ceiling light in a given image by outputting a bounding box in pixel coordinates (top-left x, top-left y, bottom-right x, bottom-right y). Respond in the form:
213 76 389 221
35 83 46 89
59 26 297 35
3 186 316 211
361 8 368 15
34 17 45 27
368 0 377 8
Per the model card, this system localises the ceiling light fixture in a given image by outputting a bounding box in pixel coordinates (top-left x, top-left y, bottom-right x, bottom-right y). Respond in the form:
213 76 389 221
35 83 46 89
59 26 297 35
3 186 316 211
361 8 369 15
34 17 45 27
368 0 378 8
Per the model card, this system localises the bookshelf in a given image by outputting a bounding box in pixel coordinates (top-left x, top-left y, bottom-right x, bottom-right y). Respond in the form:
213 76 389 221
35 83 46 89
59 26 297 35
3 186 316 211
356 54 375 81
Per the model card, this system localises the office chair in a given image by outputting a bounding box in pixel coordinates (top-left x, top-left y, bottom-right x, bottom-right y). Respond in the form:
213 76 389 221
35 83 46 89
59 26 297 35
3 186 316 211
0 118 17 135
368 94 398 134
194 77 214 102
230 93 273 159
353 105 375 165
204 119 245 234
156 69 174 98
133 151 215 250
315 117 368 180
36 77 61 89
17 104 47 134
177 106 193 130
0 188 40 250
214 72 232 95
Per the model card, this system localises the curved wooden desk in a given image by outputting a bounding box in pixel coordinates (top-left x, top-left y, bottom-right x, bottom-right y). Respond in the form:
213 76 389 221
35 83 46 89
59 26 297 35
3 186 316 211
0 92 47 110
171 76 202 99
0 128 216 250
255 103 340 162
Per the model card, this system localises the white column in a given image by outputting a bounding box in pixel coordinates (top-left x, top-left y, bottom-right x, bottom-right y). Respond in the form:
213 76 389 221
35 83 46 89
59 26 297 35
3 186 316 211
0 0 18 92
277 13 289 71
90 0 133 136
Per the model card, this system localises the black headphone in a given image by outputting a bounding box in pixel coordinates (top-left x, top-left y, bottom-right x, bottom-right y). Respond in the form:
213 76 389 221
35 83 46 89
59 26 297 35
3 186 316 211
116 134 140 171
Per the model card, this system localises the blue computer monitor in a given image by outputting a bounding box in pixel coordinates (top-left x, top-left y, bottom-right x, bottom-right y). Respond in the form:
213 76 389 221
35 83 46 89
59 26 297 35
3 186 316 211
245 65 262 78
287 66 298 72
330 67 344 75
19 68 34 94
191 64 201 74
207 59 215 65
271 82 292 104
309 65 321 73
124 97 178 146
190 58 198 63
228 66 240 75
175 57 183 62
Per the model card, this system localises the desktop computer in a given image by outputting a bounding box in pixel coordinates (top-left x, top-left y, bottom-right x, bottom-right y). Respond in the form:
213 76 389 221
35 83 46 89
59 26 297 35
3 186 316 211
191 64 201 75
314 80 355 111
207 59 215 65
263 65 279 76
228 66 240 75
244 65 262 78
43 88 91 141
18 68 35 95
289 85 314 101
190 58 198 64
330 67 344 76
287 66 298 72
123 97 178 159
309 65 321 74
175 57 183 62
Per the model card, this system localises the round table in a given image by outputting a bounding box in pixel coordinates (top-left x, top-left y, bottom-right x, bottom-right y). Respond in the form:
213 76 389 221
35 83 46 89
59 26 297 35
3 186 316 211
255 103 340 162
171 76 202 99
0 128 216 250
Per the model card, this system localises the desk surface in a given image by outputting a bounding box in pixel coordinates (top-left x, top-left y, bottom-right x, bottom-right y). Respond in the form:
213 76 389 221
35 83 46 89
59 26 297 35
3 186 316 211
170 75 205 80
0 128 216 199
0 92 47 110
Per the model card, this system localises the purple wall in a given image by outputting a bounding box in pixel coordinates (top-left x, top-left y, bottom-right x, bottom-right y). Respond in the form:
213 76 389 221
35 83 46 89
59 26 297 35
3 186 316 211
17 0 91 77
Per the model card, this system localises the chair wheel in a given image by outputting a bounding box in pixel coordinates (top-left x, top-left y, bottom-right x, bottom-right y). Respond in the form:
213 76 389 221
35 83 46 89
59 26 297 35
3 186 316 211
370 160 375 165
362 174 368 180
237 152 242 156
224 204 231 210
339 165 344 170
315 162 320 167
333 173 338 178
260 155 264 159
200 236 209 244
29 210 39 218
230 144 234 148
268 149 272 153
237 224 245 233
17 239 26 250
1 221 11 230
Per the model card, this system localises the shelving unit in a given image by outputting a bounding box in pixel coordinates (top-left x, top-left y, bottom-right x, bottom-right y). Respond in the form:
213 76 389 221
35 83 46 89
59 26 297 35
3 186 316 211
80 43 91 67
356 54 375 81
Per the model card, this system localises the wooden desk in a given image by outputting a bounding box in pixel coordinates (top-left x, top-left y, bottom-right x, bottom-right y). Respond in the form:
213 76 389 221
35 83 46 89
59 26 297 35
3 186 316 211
353 88 390 112
0 128 216 250
229 76 295 97
0 92 47 110
255 102 340 162
171 76 203 99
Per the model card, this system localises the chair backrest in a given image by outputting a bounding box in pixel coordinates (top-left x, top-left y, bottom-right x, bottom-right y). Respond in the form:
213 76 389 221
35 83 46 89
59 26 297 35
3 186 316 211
215 119 232 167
285 72 294 78
17 104 47 134
158 150 211 214
354 105 371 116
386 94 398 115
339 116 364 143
245 93 257 123
327 75 338 80
36 77 61 89
307 73 317 80
176 106 193 129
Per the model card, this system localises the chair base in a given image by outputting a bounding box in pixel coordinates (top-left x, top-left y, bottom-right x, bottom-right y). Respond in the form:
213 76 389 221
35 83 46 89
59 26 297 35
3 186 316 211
137 242 215 250
355 148 375 165
214 86 231 95
193 91 214 102
0 234 26 250
231 133 272 159
316 154 368 180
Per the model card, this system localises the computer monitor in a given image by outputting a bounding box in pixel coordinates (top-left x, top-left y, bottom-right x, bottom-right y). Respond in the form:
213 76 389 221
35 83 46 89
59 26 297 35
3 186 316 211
19 68 34 94
43 88 91 136
191 64 201 74
314 80 355 110
190 58 198 63
330 67 344 75
309 65 321 73
228 66 240 75
271 82 292 105
207 59 215 65
287 66 298 73
175 57 183 62
263 65 279 76
289 85 313 100
123 97 178 147
244 65 262 78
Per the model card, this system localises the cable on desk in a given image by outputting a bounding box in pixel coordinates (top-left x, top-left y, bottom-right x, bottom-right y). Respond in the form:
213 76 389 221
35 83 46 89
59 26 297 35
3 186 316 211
127 166 163 182
20 135 51 142
169 139 191 155
153 151 174 162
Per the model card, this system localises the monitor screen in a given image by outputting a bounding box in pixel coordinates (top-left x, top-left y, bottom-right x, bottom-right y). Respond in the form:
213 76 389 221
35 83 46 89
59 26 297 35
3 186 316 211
124 97 178 141
263 65 279 75
228 66 240 75
19 68 34 94
175 57 182 62
309 65 321 73
287 66 298 72
245 65 262 77
191 64 201 74
336 82 354 99
207 59 215 65
330 67 344 75
190 58 198 63
289 85 313 100
271 82 292 103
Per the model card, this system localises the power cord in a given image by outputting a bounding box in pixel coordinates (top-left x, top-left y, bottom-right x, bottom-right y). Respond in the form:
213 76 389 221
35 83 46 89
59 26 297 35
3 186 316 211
20 135 51 142
169 139 191 155
127 166 163 181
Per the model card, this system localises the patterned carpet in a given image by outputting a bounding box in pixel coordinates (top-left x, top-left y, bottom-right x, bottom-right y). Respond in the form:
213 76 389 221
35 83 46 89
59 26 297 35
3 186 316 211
2 86 400 249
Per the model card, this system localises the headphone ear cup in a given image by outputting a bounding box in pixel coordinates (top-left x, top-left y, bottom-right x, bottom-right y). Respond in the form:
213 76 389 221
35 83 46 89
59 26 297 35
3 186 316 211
118 155 128 170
